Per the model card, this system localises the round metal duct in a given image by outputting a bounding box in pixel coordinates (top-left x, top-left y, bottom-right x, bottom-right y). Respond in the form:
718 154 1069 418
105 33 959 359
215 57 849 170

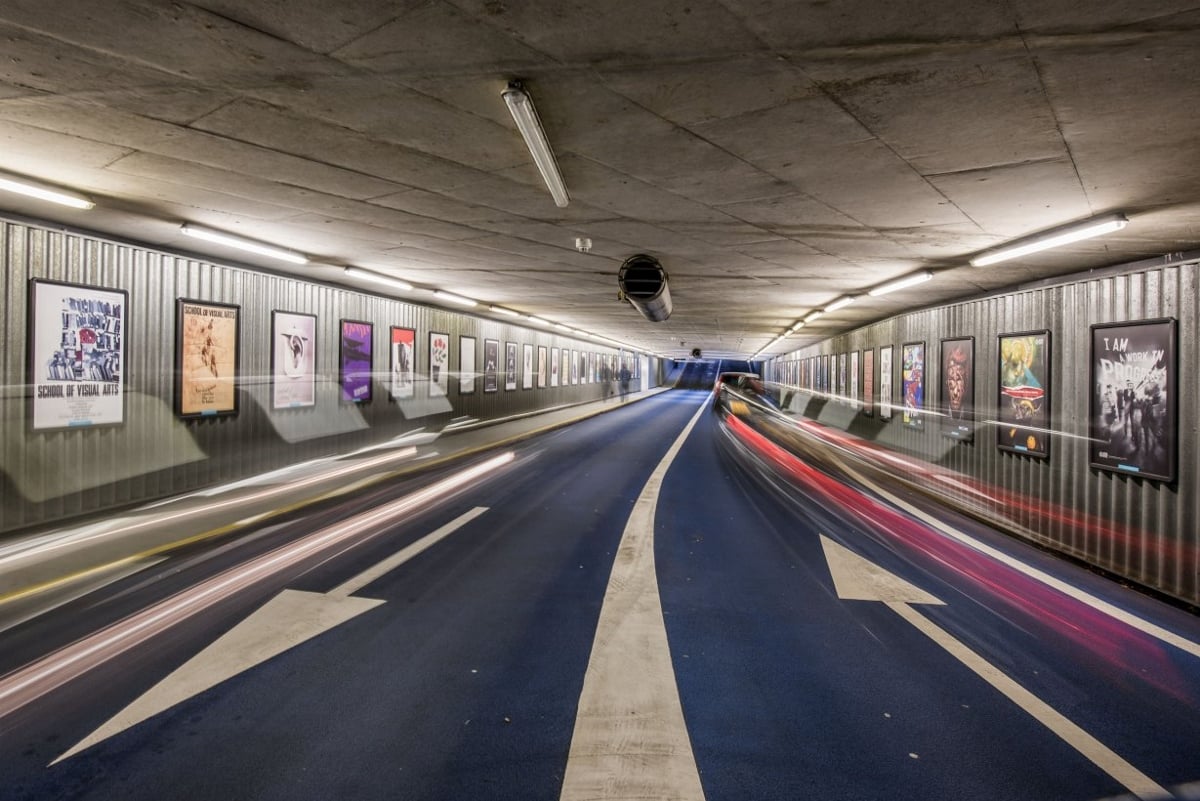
618 254 672 322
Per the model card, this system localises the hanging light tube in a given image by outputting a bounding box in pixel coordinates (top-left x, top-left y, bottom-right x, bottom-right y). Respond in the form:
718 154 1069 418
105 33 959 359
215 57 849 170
825 295 856 313
868 270 934 297
501 81 569 208
970 212 1129 267
433 289 478 307
0 171 94 209
180 224 308 264
803 311 824 323
344 267 413 292
490 305 521 317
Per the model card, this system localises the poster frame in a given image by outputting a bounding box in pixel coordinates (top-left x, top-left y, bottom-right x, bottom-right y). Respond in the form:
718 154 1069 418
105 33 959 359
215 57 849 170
175 297 240 419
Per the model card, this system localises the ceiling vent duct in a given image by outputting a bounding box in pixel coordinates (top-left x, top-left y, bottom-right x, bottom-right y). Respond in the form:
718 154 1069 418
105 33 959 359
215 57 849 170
618 254 672 322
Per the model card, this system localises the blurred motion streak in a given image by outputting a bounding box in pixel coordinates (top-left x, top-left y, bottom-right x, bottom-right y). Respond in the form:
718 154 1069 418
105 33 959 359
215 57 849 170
0 451 515 721
720 411 1194 703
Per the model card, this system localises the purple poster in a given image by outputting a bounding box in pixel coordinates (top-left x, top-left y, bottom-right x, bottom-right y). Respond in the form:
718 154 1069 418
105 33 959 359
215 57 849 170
340 319 373 404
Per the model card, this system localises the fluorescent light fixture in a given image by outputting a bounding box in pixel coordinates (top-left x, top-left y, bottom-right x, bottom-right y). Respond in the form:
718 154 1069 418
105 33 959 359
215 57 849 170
868 270 934 297
970 212 1129 267
825 296 856 312
344 267 413 292
554 323 571 331
490 305 521 317
790 322 805 333
0 171 95 209
803 310 824 323
502 81 569 208
527 316 551 326
433 289 477 307
180 224 307 264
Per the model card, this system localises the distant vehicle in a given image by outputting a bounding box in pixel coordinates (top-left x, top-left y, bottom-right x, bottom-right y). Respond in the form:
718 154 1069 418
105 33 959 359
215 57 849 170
713 371 760 393
712 371 778 412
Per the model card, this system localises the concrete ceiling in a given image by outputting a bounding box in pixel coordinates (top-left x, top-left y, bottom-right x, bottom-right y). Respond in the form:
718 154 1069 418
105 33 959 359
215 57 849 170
0 1 1197 359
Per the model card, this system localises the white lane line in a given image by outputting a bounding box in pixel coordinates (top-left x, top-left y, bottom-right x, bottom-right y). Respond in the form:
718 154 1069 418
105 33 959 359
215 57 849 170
838 460 1200 659
890 601 1173 800
560 400 709 801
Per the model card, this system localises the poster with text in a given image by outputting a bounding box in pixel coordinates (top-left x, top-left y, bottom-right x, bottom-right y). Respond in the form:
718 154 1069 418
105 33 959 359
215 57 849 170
176 298 238 418
523 343 534 389
850 351 860 409
484 339 499 393
29 279 127 430
879 346 893 420
1089 319 1175 481
940 337 974 442
901 342 925 428
459 335 476 394
998 331 1050 458
429 331 450 396
339 320 372 404
862 349 874 417
537 345 547 388
272 310 316 409
504 341 517 391
390 327 415 399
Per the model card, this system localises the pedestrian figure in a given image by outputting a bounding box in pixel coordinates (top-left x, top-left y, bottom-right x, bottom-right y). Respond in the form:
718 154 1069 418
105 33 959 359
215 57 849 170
618 364 631 402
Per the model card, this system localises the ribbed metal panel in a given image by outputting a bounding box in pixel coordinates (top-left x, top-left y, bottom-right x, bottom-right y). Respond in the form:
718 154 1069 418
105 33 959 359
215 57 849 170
772 256 1200 605
0 216 641 534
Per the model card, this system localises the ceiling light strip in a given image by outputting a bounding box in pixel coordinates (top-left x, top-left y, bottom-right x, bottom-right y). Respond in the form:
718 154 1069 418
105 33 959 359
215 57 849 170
0 172 94 210
868 270 934 297
502 81 570 208
180 224 308 264
970 212 1129 267
344 267 413 292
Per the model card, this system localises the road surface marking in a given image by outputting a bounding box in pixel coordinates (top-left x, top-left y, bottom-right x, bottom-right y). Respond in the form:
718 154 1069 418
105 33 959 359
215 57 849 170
821 535 1171 801
560 400 709 801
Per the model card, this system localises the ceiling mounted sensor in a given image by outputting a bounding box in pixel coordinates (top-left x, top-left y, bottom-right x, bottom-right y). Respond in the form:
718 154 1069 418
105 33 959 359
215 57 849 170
618 254 672 323
502 80 569 208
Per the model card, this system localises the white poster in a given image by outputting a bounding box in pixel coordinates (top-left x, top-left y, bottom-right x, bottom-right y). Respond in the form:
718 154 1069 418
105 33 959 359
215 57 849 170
880 345 894 420
29 279 127 430
272 310 316 409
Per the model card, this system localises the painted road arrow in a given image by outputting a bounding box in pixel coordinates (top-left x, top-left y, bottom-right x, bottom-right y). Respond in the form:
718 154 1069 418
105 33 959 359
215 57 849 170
54 506 489 764
819 535 1170 801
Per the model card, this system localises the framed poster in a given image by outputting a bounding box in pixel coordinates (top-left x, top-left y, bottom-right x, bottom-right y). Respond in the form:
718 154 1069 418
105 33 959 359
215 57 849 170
879 345 894 420
998 330 1050 458
483 338 499 393
571 349 579 385
29 279 127 430
901 342 925 428
176 298 238 418
523 343 534 389
537 345 548 388
940 337 975 442
390 326 415 399
1089 319 1176 481
830 353 839 396
550 346 560 387
862 348 874 417
850 351 860 409
459 335 476 394
504 341 518 391
429 331 450 395
821 354 830 394
339 319 373 404
272 310 316 409
588 351 595 383
839 353 848 398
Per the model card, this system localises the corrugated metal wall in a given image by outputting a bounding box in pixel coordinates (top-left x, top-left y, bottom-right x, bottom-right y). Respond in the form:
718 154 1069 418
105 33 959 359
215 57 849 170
770 255 1199 605
1 217 653 534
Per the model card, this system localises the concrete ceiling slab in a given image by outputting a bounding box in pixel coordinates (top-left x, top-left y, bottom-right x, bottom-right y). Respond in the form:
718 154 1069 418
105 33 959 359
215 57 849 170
0 1 1195 359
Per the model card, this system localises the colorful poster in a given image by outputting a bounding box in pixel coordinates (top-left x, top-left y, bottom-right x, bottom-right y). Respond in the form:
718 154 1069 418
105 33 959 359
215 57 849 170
339 320 372 404
940 337 974 441
879 346 893 420
850 351 860 409
272 310 316 409
998 331 1050 457
523 344 534 389
484 339 499 393
862 349 874 417
29 279 127 430
390 327 415 399
537 345 547 388
504 341 517 391
1089 319 1175 481
429 331 450 396
176 298 238 418
459 335 476 394
901 342 925 428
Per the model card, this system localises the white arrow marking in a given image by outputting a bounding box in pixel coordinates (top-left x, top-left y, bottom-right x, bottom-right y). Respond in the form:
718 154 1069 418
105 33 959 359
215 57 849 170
820 535 1171 801
53 506 488 765
560 400 709 801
